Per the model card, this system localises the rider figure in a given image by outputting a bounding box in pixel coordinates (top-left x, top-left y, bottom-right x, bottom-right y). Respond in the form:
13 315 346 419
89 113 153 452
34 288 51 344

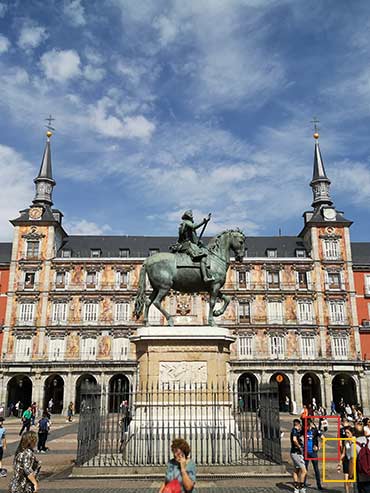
172 210 214 283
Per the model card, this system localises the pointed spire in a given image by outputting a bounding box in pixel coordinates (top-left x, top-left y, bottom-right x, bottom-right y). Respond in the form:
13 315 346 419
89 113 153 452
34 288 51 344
32 130 56 206
310 131 333 209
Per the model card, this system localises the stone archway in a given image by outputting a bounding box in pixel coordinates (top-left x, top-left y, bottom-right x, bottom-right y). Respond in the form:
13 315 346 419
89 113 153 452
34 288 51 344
75 374 97 413
332 373 358 412
7 375 32 415
108 374 130 412
237 372 259 411
43 375 64 414
270 372 291 412
302 373 322 410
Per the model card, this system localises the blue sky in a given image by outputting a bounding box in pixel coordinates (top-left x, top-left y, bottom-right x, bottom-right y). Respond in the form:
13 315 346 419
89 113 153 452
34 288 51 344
1 0 370 241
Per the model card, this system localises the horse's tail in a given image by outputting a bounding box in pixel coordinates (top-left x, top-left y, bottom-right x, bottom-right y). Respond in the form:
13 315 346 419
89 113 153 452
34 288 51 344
134 263 147 319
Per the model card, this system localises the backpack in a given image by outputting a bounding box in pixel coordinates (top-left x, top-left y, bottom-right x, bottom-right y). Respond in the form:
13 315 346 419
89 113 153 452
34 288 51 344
39 418 49 432
357 438 370 477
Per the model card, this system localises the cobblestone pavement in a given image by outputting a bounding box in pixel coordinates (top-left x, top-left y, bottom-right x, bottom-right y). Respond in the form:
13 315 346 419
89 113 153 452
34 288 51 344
0 414 346 492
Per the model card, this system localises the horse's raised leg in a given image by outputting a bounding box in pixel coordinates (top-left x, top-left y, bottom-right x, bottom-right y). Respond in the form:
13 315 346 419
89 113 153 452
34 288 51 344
213 293 231 317
152 288 174 327
208 284 221 326
143 290 157 326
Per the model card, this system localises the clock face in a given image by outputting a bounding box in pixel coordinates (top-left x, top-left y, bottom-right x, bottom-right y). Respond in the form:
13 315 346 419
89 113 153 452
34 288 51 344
29 207 43 220
323 208 336 221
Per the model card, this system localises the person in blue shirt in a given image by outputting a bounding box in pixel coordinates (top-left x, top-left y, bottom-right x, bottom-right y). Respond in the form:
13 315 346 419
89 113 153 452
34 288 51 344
0 417 7 477
304 420 323 490
159 438 196 493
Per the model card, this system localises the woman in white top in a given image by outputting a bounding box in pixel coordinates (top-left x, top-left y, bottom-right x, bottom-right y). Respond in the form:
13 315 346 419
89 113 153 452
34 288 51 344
338 426 355 493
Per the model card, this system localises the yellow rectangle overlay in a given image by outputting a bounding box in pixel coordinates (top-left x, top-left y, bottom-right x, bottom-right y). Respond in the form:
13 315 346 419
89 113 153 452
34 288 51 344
322 437 357 483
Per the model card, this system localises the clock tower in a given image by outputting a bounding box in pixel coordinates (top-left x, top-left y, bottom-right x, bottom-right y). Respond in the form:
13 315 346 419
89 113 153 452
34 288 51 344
299 129 362 366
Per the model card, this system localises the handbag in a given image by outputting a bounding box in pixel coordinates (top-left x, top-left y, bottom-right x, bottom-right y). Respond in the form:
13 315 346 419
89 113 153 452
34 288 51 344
163 479 182 493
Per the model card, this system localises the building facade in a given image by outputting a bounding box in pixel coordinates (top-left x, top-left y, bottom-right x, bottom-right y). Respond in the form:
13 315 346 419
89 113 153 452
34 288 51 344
0 130 369 414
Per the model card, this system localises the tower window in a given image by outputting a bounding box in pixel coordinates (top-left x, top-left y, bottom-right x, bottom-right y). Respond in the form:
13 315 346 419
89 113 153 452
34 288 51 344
26 240 39 259
323 239 340 260
24 272 36 289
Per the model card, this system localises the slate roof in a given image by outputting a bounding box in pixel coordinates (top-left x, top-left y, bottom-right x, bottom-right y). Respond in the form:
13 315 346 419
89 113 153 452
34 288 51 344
0 243 12 264
351 243 370 266
0 236 368 264
55 235 309 259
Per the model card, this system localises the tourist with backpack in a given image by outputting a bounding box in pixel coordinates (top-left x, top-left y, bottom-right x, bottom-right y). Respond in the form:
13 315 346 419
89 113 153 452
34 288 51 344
356 426 370 493
37 412 50 453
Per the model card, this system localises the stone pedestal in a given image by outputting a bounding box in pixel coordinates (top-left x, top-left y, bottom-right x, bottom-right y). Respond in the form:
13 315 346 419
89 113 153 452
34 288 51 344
130 325 235 388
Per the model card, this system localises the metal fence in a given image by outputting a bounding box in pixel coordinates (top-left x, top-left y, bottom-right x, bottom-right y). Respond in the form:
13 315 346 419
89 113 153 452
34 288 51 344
76 381 281 467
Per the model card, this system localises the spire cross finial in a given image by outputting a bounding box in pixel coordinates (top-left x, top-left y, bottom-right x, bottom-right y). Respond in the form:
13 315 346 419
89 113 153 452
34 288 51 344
45 114 56 131
310 117 320 133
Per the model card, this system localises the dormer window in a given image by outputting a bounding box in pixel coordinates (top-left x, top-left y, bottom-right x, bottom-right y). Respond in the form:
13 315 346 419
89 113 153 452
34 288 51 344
119 249 130 258
266 249 277 258
149 248 159 256
90 249 101 258
295 249 306 258
62 250 71 258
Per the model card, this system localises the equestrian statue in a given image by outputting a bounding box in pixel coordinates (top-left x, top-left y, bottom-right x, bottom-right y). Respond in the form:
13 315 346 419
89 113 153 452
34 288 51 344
134 211 246 326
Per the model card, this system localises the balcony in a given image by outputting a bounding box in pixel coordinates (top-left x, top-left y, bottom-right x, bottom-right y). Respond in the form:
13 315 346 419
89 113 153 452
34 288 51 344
15 318 35 326
49 282 131 292
362 320 370 328
16 282 40 291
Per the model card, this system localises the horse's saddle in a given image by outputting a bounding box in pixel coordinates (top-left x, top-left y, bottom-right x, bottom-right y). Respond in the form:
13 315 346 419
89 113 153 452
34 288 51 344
175 253 201 269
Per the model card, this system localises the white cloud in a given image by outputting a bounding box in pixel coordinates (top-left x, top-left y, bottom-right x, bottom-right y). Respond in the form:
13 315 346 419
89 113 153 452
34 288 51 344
63 0 86 26
0 34 10 54
0 2 7 18
83 64 105 82
18 22 48 50
153 15 178 46
88 97 155 141
40 49 81 82
65 219 112 235
0 145 35 240
333 160 370 207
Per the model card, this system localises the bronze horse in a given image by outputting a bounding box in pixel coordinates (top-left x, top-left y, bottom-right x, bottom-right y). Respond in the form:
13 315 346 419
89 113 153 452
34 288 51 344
134 229 245 326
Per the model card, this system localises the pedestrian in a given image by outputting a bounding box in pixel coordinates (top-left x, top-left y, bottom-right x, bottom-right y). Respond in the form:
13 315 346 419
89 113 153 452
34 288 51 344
158 438 196 493
290 418 307 493
19 406 32 436
47 398 53 414
285 395 290 413
345 404 353 421
238 396 244 413
304 420 323 490
15 401 20 418
30 403 37 426
300 405 308 422
356 425 370 493
338 426 355 493
66 402 74 422
37 412 50 453
9 431 40 493
312 397 317 413
292 399 297 415
8 402 14 418
331 400 336 415
0 417 7 477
